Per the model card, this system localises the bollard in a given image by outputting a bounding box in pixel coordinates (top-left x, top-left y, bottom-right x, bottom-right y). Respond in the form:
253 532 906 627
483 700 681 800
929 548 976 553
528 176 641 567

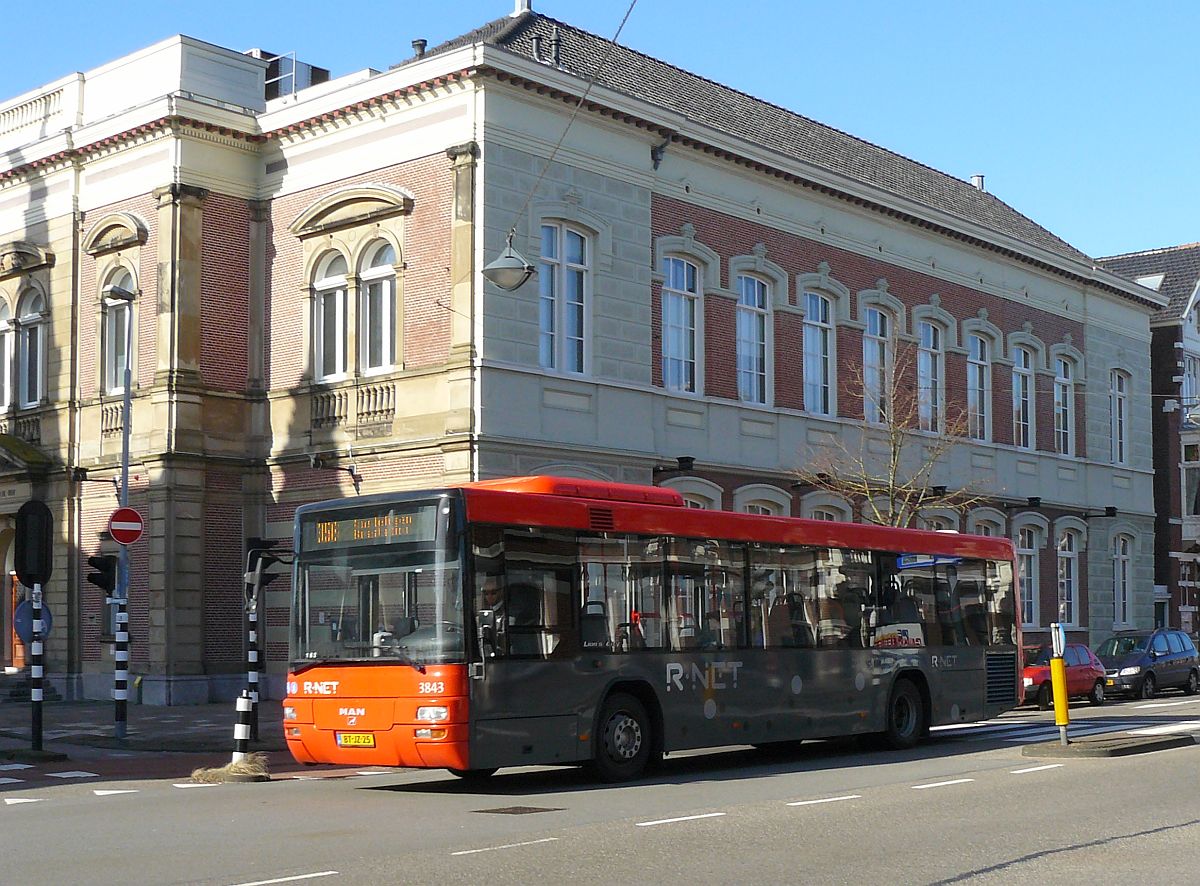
232 690 253 763
114 597 129 739
247 607 259 742
1050 622 1070 746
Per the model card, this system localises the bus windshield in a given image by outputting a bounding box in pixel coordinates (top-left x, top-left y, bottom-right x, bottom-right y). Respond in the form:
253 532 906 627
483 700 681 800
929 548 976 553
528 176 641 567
291 496 464 666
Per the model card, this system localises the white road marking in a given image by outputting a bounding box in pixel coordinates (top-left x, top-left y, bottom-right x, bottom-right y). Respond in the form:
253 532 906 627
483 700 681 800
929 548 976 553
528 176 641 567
173 783 220 788
636 812 726 827
226 872 339 886
1011 764 1064 774
1126 720 1200 736
1134 699 1200 709
787 794 862 807
94 789 139 796
0 777 24 785
930 719 1011 732
452 837 559 856
46 770 99 779
0 763 32 771
912 778 974 790
3 798 44 805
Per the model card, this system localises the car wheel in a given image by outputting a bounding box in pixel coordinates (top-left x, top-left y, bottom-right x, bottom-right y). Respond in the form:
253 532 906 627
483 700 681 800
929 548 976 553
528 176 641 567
1036 682 1052 711
1140 673 1157 700
591 692 652 782
1185 671 1199 696
1088 679 1105 706
882 678 927 750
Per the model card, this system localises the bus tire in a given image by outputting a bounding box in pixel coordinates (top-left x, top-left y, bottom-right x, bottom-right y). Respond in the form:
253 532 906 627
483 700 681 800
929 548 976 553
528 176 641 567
447 767 498 782
591 692 651 782
882 678 926 750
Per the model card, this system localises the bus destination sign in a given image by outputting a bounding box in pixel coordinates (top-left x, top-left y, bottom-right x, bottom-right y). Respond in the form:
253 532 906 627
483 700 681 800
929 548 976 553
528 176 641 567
303 504 438 550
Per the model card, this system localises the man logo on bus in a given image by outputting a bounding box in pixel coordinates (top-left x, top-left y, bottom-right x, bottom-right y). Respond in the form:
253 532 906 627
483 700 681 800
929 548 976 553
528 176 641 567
666 660 744 692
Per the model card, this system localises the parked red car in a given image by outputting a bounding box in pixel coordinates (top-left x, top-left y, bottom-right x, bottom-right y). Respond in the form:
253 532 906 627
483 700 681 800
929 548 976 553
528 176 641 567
1022 643 1106 709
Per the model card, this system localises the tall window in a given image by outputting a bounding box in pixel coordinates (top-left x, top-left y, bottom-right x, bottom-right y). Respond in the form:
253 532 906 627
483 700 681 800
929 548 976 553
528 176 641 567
863 307 891 423
917 321 942 431
736 275 768 404
312 253 348 382
1057 530 1078 624
359 241 396 374
1017 526 1039 626
1012 347 1034 449
662 257 698 393
967 334 990 441
803 291 832 415
1054 357 1075 455
1109 370 1128 464
539 223 588 374
0 301 12 410
1183 354 1200 412
17 289 45 409
103 269 134 395
1113 534 1132 625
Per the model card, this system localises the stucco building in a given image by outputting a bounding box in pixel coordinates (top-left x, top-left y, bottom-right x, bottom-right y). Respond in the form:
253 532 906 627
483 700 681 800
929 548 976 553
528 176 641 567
0 2 1163 702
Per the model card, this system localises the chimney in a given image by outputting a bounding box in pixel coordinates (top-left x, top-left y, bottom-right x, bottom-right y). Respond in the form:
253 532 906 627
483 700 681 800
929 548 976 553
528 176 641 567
412 39 427 58
970 174 986 192
512 0 532 16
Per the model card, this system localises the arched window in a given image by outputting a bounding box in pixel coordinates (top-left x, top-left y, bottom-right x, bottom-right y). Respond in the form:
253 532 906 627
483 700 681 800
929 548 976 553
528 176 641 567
736 274 769 404
313 253 348 382
973 521 998 537
662 256 700 393
1016 525 1040 627
359 242 397 374
917 320 943 432
863 307 892 423
539 223 589 374
1054 357 1076 455
1110 370 1129 464
1057 530 1079 625
803 291 833 415
810 508 841 522
102 268 135 395
0 301 11 409
17 289 46 408
967 333 991 441
1113 533 1132 625
1012 347 1034 449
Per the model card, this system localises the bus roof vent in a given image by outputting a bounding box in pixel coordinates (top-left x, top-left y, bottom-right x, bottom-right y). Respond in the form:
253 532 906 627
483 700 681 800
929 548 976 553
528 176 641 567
467 475 685 507
589 508 616 531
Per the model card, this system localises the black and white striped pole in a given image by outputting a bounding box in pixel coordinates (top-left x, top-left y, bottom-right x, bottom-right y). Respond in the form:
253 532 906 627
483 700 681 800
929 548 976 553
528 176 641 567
232 690 253 763
114 589 129 739
14 499 54 755
247 593 260 742
30 583 43 752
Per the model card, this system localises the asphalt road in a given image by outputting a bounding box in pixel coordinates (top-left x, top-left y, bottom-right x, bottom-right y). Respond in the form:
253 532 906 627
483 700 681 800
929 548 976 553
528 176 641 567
6 696 1200 885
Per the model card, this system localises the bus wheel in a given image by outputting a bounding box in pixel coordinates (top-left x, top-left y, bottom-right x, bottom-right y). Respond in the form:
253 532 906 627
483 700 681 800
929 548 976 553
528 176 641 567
447 767 498 782
883 679 926 750
591 692 651 782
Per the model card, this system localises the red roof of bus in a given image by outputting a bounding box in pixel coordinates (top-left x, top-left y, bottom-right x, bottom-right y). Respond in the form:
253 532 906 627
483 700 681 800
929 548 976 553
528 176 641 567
459 477 1014 561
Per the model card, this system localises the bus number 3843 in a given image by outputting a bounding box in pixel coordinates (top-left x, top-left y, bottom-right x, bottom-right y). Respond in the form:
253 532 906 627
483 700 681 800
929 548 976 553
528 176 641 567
418 681 445 694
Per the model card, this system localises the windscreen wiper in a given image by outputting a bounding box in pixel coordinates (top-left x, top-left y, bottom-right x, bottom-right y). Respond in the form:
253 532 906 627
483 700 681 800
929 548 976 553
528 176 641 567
392 649 427 674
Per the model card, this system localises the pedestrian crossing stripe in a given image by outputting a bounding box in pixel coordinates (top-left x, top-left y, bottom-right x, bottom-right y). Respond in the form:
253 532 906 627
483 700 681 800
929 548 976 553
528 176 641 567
94 789 139 796
3 798 43 805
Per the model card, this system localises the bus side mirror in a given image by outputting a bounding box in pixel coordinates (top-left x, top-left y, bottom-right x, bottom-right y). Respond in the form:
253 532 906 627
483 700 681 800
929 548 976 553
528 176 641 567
479 609 496 655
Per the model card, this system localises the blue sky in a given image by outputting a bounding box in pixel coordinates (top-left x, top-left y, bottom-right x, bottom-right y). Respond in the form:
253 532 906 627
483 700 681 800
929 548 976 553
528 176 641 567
4 1 1194 259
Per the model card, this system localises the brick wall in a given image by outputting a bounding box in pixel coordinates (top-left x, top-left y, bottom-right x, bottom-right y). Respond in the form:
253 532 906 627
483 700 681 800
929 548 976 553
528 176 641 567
201 193 251 391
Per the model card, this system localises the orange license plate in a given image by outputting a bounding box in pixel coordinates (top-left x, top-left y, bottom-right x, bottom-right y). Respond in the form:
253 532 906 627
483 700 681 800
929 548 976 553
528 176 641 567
337 732 376 748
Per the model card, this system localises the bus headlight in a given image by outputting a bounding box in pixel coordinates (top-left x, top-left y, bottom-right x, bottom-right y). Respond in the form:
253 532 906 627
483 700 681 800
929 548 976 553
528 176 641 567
1120 666 1141 676
416 706 449 722
415 728 448 739
284 706 298 720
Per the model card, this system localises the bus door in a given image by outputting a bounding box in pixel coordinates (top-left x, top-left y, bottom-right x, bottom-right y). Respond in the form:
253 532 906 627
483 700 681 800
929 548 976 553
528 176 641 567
468 526 584 769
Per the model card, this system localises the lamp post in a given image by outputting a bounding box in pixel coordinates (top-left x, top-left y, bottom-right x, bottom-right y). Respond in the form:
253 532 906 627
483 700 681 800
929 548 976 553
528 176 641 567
102 283 134 738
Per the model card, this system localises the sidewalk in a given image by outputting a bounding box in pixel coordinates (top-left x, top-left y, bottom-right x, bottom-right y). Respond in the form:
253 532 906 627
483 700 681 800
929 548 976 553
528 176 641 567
0 697 287 757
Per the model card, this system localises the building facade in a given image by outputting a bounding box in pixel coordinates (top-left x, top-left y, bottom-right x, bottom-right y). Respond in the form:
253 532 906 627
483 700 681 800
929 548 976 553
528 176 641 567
1098 244 1200 634
0 3 1163 702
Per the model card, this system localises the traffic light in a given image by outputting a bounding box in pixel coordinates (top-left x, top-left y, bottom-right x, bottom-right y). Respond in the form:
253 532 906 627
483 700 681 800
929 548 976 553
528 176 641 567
245 551 285 590
87 554 117 594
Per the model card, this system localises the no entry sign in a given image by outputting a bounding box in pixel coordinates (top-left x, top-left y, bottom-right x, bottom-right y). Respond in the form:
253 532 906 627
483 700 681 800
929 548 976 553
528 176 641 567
109 507 144 546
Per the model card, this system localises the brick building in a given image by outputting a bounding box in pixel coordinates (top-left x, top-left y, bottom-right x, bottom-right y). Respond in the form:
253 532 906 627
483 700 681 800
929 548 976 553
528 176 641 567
1098 244 1200 633
0 2 1164 702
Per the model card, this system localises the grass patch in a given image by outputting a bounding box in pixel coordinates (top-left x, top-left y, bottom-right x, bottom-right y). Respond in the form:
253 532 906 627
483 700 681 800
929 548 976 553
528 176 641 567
190 751 270 783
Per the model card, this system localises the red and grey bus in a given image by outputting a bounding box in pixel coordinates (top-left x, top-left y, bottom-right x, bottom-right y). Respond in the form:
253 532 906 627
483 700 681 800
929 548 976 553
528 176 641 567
283 476 1021 781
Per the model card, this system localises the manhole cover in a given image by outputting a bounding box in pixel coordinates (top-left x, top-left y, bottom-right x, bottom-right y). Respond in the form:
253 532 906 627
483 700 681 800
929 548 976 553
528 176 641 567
473 806 564 815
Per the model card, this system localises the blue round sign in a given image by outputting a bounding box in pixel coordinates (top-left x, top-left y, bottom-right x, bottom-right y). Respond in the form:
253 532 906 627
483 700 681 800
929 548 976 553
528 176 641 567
13 600 53 646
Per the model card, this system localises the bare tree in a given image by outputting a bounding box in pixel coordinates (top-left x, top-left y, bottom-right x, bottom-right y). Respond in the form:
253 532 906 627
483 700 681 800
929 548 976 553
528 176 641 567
794 341 985 526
